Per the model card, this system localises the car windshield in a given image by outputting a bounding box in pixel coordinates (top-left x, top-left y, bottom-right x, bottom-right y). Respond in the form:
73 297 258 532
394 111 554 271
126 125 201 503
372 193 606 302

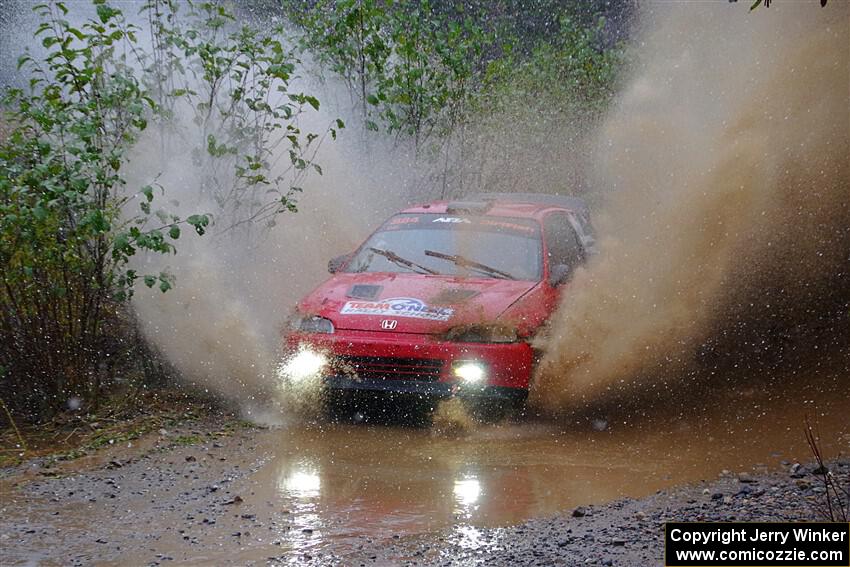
345 214 542 280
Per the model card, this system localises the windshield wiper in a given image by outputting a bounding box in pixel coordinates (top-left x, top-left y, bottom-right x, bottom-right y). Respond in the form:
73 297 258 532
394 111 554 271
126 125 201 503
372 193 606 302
423 250 516 280
367 247 441 275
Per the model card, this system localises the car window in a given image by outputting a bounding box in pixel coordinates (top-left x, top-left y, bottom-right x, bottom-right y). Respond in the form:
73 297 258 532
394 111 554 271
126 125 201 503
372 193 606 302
344 214 543 281
567 211 596 253
543 212 585 269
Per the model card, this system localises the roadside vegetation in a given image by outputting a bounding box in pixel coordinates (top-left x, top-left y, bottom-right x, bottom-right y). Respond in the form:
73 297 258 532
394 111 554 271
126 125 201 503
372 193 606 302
1 0 627 429
0 0 334 424
286 0 626 195
805 416 849 522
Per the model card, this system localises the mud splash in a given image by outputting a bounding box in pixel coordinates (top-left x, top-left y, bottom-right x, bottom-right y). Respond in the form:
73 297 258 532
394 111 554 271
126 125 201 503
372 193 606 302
431 398 477 435
126 91 414 420
531 3 850 412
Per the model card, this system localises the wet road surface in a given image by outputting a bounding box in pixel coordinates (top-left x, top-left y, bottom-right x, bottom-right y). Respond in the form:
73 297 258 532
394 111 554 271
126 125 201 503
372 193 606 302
1 381 848 565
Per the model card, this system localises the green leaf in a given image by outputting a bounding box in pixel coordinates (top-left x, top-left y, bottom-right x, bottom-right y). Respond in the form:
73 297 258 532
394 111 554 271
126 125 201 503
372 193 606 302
169 225 180 239
113 232 131 254
144 275 156 288
304 95 320 110
96 3 120 23
141 185 154 202
187 214 210 236
17 54 32 70
33 203 48 221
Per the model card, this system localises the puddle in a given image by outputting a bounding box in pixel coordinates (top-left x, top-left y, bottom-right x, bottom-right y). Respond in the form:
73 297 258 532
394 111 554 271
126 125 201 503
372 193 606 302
236 379 849 558
1 376 847 566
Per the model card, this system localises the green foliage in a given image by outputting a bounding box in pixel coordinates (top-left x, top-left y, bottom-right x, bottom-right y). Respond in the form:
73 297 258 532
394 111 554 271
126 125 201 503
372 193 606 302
454 15 624 197
0 1 189 417
288 1 624 196
291 0 390 116
479 16 622 122
377 2 490 145
0 0 332 420
143 0 340 226
291 0 491 151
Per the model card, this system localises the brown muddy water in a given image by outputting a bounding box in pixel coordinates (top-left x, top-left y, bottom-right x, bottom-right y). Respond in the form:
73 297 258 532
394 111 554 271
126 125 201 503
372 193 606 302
250 387 850 541
3 376 847 566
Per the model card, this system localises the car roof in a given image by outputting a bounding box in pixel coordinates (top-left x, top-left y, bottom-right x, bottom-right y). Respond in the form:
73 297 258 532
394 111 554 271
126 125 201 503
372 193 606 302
399 192 589 219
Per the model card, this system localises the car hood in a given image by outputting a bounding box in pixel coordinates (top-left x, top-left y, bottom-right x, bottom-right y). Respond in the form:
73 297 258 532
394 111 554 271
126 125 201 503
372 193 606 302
297 272 539 334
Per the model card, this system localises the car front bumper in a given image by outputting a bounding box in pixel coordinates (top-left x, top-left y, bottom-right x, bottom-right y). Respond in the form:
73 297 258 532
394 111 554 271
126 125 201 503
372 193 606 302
285 329 533 399
322 375 528 400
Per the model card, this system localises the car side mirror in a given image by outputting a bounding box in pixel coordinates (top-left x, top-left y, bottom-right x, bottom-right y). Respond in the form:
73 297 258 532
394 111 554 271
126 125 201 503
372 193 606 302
548 264 572 287
328 253 352 274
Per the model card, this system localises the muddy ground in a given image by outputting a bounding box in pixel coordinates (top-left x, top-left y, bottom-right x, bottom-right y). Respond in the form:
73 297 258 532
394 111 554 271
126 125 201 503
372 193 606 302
1 382 848 567
368 460 850 567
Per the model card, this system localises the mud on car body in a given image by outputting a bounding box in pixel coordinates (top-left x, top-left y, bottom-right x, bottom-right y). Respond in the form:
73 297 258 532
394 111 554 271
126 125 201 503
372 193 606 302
281 193 595 417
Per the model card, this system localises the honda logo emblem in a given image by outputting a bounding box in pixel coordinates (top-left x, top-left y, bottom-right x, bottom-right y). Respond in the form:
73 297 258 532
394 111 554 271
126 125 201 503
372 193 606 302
381 319 398 330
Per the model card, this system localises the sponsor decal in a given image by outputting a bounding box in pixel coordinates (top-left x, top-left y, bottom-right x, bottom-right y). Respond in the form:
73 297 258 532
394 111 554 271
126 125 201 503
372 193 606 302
389 216 420 225
432 217 471 223
340 297 454 321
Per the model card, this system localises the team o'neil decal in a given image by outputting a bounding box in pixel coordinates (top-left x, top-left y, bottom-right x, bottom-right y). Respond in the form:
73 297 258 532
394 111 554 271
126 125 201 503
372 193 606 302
340 297 454 321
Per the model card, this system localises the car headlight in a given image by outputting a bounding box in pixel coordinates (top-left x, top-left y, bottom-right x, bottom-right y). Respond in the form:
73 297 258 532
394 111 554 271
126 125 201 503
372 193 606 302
280 348 329 382
294 315 335 334
453 361 487 384
445 324 517 343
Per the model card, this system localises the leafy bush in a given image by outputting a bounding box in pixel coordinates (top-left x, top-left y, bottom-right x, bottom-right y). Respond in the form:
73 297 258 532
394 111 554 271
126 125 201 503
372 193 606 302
288 1 624 196
143 0 341 228
1 1 182 418
0 0 331 420
457 15 624 196
291 0 491 151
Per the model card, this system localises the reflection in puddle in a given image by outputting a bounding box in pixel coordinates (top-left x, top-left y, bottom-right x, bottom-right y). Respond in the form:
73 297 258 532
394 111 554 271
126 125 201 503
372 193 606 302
245 381 850 561
280 464 321 499
453 476 482 510
275 460 325 555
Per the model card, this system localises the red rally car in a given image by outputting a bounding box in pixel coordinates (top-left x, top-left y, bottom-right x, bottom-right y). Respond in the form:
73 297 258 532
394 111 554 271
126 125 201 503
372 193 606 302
281 193 596 414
